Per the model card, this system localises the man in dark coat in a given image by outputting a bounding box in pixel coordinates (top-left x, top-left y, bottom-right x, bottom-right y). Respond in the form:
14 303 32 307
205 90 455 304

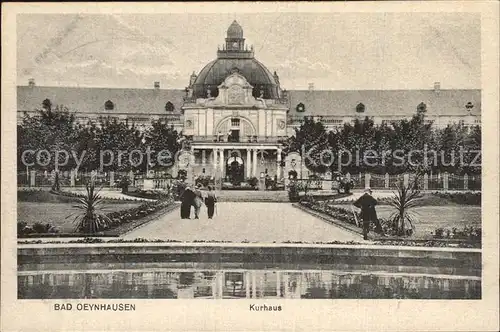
353 188 383 240
180 186 195 219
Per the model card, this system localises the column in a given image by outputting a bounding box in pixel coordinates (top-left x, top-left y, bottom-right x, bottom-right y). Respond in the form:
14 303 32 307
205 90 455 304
443 172 449 191
423 173 429 190
30 170 36 187
218 272 224 299
384 173 389 189
219 149 225 179
276 148 282 179
276 272 281 297
246 149 252 178
213 149 217 174
283 273 289 298
464 173 468 190
245 272 250 298
251 271 257 298
252 149 257 177
108 171 114 188
365 173 371 189
403 173 409 188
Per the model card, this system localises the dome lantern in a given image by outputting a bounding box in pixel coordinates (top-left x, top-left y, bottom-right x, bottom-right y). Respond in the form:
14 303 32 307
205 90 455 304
227 20 243 39
190 20 281 100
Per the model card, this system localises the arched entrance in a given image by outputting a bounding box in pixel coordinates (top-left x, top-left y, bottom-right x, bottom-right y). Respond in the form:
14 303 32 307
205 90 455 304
215 116 256 143
226 156 244 185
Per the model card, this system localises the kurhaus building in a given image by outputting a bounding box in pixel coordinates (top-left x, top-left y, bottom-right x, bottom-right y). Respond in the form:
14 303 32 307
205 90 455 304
17 21 481 182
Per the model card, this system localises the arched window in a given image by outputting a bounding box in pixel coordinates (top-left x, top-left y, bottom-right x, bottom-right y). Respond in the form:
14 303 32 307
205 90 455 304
356 103 365 113
104 100 114 110
296 103 305 112
165 101 174 112
42 98 52 111
417 102 427 113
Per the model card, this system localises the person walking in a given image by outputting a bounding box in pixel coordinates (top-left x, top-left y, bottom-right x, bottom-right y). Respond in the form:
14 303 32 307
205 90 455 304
353 188 383 240
205 185 217 219
180 186 195 219
192 184 204 219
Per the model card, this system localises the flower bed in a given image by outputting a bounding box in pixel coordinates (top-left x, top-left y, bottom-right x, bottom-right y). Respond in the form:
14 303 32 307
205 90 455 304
432 192 481 205
17 238 480 248
124 190 170 200
298 197 481 246
102 198 175 232
18 198 176 238
431 226 481 241
18 221 59 237
54 189 139 203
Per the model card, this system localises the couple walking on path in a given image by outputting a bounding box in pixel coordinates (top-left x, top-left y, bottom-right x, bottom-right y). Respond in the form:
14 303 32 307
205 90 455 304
180 184 217 219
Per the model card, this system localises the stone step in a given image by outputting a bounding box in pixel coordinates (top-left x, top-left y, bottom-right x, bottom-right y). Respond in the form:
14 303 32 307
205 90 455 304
215 190 289 202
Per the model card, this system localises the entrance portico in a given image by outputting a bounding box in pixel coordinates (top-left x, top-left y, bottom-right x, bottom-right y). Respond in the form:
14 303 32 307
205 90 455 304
190 142 283 181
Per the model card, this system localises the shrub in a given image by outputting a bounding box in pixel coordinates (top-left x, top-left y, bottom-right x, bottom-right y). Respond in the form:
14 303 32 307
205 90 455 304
247 177 259 188
432 226 481 241
117 176 131 194
432 192 481 205
195 175 213 187
17 221 58 237
287 181 301 202
387 177 422 236
177 169 187 181
67 181 111 234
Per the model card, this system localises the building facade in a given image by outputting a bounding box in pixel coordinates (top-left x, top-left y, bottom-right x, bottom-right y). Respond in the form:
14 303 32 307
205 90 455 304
17 21 481 183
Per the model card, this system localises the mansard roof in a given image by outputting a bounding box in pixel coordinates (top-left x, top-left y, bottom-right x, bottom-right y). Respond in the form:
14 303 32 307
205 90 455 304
17 85 481 117
287 89 481 117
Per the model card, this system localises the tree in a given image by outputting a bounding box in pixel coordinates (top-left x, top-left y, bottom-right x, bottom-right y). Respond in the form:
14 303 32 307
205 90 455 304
144 119 181 171
96 117 144 172
17 104 79 171
388 115 435 174
285 117 330 174
462 125 481 174
435 123 468 173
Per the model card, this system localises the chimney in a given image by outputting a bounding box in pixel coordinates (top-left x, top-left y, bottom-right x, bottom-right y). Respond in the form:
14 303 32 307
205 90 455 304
308 83 314 92
28 78 35 87
434 82 440 92
154 81 160 90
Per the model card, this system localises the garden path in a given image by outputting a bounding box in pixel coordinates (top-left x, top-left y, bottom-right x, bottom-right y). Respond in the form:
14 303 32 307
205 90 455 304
123 202 363 243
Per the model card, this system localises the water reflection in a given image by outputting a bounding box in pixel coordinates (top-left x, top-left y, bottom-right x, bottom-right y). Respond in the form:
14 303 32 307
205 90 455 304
18 269 480 299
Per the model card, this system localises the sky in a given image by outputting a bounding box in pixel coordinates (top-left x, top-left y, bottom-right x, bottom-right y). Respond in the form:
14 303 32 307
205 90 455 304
16 13 481 90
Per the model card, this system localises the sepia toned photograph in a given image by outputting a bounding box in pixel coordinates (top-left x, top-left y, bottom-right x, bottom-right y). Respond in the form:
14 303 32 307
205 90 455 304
13 11 485 302
2 2 499 331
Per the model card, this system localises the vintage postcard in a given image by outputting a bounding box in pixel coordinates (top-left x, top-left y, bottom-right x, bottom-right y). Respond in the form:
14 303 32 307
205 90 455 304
2 2 499 332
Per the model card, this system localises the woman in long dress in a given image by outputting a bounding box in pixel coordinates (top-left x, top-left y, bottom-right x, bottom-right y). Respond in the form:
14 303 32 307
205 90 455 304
180 186 195 219
205 185 217 219
192 184 204 219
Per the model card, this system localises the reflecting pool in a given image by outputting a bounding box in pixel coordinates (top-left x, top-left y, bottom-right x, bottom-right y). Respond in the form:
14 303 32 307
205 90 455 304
18 269 481 299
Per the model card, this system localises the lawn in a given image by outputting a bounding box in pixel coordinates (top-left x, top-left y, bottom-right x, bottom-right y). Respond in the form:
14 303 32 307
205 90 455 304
331 204 481 239
17 191 142 233
18 202 142 233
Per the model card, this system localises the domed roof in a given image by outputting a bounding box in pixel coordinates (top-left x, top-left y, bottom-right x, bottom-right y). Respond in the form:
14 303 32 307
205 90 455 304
191 58 279 99
227 20 243 39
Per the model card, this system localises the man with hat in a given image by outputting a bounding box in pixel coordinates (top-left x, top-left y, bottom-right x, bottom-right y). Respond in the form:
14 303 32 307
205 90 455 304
353 188 383 240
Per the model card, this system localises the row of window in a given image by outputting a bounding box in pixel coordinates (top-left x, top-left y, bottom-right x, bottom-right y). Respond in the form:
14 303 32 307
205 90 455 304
295 102 476 113
41 98 176 112
104 100 175 112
